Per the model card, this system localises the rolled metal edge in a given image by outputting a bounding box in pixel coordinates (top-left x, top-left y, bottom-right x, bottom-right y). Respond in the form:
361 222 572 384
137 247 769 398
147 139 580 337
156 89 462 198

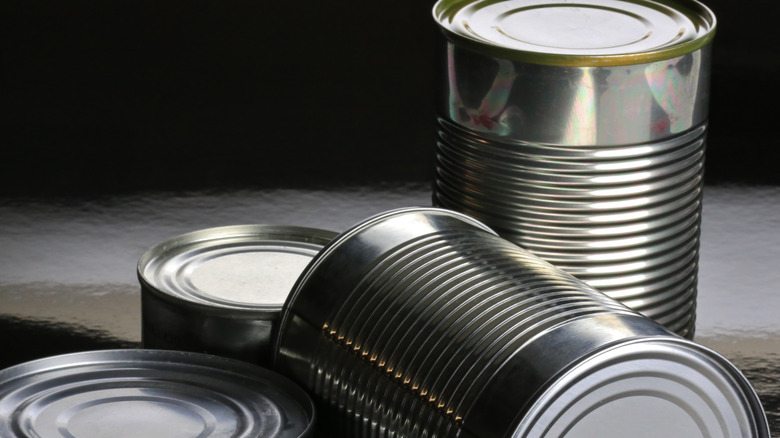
138 224 337 366
461 313 770 437
0 349 317 438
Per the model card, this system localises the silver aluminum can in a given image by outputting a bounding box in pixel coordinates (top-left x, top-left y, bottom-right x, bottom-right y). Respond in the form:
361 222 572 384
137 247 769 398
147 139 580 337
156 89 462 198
273 207 769 437
431 0 716 338
138 224 337 366
0 349 315 437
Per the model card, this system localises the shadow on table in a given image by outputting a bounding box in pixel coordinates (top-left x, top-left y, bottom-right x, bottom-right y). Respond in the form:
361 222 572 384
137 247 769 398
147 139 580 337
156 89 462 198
0 316 139 369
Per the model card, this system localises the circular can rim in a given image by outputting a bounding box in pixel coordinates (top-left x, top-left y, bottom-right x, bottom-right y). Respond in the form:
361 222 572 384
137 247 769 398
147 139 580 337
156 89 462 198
511 336 770 437
137 224 338 314
0 349 317 438
432 0 717 66
272 207 497 366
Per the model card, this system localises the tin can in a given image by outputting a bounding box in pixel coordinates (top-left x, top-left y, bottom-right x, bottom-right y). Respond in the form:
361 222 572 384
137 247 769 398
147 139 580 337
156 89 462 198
0 349 316 437
431 0 716 338
138 224 337 366
273 207 769 437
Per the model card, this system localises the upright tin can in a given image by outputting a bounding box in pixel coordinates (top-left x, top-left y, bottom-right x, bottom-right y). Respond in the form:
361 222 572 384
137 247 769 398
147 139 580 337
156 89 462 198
0 349 316 437
138 224 337 366
431 0 716 338
273 207 769 438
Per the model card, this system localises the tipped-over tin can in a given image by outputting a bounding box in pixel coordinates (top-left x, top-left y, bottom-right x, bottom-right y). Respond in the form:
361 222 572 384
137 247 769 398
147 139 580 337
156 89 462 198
273 207 769 437
138 224 337 366
431 0 717 338
0 349 316 437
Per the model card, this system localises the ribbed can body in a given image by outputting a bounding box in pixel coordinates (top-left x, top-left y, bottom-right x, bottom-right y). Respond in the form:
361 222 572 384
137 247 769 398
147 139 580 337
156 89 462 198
432 31 712 338
305 226 631 436
274 208 768 438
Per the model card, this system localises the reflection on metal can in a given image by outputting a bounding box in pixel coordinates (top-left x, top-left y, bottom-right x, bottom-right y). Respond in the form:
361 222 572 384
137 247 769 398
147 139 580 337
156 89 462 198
0 349 316 437
431 0 717 338
274 207 769 437
138 224 337 366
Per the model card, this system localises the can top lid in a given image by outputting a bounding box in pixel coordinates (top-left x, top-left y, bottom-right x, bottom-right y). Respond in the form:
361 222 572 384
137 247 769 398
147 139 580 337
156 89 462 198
433 0 716 66
0 349 316 438
512 338 770 437
138 224 337 312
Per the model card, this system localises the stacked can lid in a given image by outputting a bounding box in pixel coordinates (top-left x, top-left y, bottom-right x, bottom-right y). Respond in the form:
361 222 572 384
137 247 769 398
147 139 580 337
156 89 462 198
431 0 716 338
0 350 315 438
138 224 337 365
273 207 769 437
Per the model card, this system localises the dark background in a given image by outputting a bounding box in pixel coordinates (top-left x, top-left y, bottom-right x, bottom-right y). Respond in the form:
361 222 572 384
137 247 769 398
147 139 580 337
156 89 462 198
1 0 776 197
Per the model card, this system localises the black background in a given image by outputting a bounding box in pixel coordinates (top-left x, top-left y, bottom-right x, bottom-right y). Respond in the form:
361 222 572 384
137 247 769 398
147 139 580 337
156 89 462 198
0 0 776 196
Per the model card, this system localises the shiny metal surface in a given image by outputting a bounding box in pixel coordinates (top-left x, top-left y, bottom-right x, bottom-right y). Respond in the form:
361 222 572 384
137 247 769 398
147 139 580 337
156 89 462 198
1 185 779 433
0 349 315 438
138 225 336 366
510 333 764 437
274 207 768 437
435 42 711 146
432 0 713 337
433 0 716 66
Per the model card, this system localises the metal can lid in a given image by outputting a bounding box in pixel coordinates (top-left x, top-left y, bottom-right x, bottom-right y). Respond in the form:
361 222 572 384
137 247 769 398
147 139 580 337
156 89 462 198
512 338 770 437
138 225 337 313
0 349 316 437
433 0 716 66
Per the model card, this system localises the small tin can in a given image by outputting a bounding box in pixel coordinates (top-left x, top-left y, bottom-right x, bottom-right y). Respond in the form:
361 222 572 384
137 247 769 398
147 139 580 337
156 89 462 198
273 207 769 437
0 349 316 437
138 224 337 366
431 0 717 338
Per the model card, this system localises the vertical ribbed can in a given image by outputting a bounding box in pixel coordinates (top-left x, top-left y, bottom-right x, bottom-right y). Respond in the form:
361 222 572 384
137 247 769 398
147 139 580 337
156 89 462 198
273 208 768 438
431 0 716 338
